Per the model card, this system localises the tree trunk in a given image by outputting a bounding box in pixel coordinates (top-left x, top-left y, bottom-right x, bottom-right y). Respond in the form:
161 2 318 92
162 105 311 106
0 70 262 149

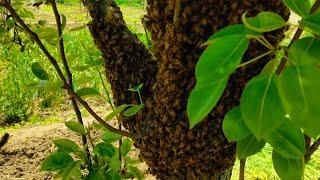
82 0 289 179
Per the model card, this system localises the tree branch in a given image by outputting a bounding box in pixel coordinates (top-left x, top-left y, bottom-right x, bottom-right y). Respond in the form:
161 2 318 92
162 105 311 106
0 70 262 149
305 138 320 162
0 0 133 138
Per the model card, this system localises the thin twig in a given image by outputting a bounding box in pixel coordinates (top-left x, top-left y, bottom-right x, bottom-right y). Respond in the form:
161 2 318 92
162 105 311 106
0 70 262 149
0 0 133 138
305 138 320 162
50 0 91 166
277 0 320 74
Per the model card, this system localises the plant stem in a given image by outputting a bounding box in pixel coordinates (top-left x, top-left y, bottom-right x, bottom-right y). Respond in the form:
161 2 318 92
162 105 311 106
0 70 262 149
50 0 91 167
238 50 273 68
0 0 133 138
305 138 320 162
277 0 320 74
239 158 246 180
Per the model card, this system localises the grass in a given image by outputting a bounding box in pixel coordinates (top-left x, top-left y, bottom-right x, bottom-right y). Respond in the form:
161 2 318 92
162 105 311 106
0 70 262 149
1 2 319 180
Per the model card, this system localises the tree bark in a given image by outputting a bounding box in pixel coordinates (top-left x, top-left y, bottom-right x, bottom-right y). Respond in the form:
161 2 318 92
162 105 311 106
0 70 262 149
82 0 289 179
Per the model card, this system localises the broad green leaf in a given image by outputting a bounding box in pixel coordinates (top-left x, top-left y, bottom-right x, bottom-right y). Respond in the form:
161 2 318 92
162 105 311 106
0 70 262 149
127 166 144 180
282 0 310 17
25 81 62 92
222 107 251 142
207 24 261 41
289 37 320 66
102 131 123 143
86 172 106 180
41 151 74 171
110 156 121 171
105 104 130 121
65 121 87 135
31 62 49 80
128 83 143 92
106 170 121 180
61 14 67 31
35 27 57 40
301 12 320 35
76 87 100 97
266 121 305 159
237 134 266 159
53 139 80 153
93 143 116 158
123 104 144 117
120 138 132 156
272 150 304 180
276 66 320 138
241 75 286 138
73 150 88 162
188 78 228 129
261 58 281 75
242 12 286 32
196 35 249 84
61 161 82 180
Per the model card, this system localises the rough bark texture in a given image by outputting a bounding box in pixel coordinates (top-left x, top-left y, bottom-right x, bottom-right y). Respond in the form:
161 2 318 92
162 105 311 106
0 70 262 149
82 0 289 179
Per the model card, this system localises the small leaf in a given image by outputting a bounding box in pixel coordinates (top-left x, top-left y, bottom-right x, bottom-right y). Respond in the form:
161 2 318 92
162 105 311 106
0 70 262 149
282 0 310 17
102 131 123 143
86 172 106 180
208 24 260 41
25 81 62 92
61 161 82 180
128 83 143 92
61 14 67 31
301 12 320 35
123 104 144 117
93 143 116 158
188 78 228 129
241 75 286 138
31 62 49 80
110 156 121 171
105 104 130 121
261 58 281 75
76 87 100 97
127 166 144 180
53 139 80 153
35 27 58 40
196 35 249 84
272 150 304 180
266 121 305 159
237 134 266 159
41 151 74 171
106 170 121 180
65 121 87 135
120 138 132 156
222 107 251 142
69 25 87 32
242 12 286 32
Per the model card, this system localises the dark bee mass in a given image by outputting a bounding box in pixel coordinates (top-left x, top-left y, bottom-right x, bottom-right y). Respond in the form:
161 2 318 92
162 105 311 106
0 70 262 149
83 0 289 179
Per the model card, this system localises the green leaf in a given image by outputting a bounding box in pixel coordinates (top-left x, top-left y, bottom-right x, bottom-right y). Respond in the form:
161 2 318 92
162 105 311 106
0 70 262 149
76 87 100 97
61 14 67 31
237 134 266 159
241 75 286 138
102 131 123 143
276 66 320 138
127 166 144 180
282 0 310 17
105 104 130 121
106 170 121 180
266 121 305 159
61 161 82 180
41 151 74 171
128 83 143 92
208 24 260 41
242 12 286 32
86 172 106 180
289 37 320 66
65 121 87 135
93 143 116 158
261 58 281 75
272 150 304 180
222 107 251 142
110 155 121 171
301 12 320 35
196 35 249 84
123 104 144 117
69 25 87 32
25 81 62 92
188 78 228 129
53 139 80 153
31 62 49 80
120 138 132 156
